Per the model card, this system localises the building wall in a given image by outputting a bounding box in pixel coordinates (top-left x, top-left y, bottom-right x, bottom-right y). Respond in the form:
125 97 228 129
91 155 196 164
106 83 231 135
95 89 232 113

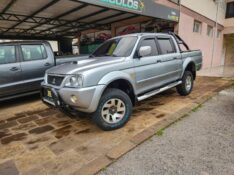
224 0 234 34
224 36 234 65
224 18 234 28
180 0 226 25
178 0 226 68
178 12 224 68
224 0 234 65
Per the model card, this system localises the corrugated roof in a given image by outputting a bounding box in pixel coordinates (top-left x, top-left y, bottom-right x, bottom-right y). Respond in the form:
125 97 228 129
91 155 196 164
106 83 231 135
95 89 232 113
0 0 140 39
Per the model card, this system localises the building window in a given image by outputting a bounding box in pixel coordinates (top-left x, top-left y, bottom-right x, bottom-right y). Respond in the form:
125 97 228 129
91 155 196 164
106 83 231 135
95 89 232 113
193 20 202 33
217 30 221 38
207 25 213 37
226 2 234 18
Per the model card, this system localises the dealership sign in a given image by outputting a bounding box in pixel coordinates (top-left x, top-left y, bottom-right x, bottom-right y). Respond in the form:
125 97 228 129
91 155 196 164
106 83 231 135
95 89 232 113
100 0 145 12
78 0 179 22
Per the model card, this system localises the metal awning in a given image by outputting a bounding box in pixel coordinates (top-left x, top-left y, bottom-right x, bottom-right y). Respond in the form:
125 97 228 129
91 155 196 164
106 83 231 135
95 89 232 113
0 0 179 40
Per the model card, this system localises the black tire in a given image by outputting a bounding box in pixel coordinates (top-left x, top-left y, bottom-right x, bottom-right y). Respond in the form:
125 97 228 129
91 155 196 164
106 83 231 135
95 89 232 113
177 71 194 96
92 88 133 131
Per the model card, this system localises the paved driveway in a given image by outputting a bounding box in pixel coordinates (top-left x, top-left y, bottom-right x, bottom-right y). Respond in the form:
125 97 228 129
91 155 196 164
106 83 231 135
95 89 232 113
98 87 234 175
0 77 233 175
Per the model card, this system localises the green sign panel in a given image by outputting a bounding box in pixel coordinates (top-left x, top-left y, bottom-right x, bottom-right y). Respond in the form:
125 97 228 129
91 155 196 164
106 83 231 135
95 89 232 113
77 0 179 22
99 0 145 12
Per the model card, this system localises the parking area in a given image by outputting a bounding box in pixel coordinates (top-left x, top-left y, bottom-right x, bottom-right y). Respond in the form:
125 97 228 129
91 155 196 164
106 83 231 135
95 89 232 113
0 76 233 175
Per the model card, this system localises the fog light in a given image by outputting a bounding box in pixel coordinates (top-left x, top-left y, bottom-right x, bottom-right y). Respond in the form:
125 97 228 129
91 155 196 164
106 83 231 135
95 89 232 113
70 95 78 103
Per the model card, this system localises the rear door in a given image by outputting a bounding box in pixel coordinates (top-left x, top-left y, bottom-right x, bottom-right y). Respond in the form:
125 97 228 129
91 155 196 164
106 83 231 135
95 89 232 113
19 43 53 91
156 36 182 84
0 45 23 98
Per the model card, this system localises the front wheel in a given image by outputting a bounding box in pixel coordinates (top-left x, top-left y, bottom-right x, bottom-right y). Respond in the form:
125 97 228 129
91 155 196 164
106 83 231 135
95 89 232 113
92 88 133 131
177 71 194 96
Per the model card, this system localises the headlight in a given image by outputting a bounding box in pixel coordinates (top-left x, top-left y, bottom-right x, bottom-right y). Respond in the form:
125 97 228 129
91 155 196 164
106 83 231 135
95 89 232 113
64 75 83 88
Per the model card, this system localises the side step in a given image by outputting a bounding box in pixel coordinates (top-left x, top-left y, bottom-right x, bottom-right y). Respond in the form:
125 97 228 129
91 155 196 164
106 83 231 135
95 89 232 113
137 81 182 101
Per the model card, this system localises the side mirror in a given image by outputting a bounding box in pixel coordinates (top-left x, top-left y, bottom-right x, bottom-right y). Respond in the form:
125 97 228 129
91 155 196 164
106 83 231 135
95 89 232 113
138 46 152 58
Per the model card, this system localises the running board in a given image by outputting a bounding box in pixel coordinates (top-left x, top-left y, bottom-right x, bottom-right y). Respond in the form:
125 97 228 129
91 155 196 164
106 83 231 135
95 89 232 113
137 81 182 101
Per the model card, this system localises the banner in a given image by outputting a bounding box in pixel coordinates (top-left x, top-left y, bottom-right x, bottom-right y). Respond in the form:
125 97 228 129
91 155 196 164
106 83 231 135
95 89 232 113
78 0 179 22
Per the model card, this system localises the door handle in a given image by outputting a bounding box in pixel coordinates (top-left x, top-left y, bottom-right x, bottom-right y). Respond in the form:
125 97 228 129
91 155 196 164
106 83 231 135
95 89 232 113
44 62 51 66
10 67 19 71
173 57 178 60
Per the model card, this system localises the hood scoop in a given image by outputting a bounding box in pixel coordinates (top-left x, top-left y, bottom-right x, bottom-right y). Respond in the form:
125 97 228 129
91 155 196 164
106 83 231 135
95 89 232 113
71 59 95 65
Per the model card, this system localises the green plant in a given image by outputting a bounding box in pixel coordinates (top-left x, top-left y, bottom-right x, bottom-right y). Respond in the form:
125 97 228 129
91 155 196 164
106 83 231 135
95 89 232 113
155 129 164 136
101 167 107 172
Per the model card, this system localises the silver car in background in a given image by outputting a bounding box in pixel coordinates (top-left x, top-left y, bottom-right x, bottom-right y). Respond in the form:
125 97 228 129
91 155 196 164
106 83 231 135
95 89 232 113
0 41 87 101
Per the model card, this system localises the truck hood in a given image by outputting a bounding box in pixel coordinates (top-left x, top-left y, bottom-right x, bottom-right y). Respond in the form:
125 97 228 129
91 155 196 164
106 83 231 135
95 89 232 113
47 56 125 75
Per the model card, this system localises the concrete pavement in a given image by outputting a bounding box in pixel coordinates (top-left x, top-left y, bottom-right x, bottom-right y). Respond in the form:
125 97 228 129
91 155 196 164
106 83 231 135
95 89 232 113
98 87 234 175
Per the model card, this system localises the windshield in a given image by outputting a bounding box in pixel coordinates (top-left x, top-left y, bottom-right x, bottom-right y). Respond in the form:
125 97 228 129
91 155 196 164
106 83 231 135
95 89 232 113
91 36 138 57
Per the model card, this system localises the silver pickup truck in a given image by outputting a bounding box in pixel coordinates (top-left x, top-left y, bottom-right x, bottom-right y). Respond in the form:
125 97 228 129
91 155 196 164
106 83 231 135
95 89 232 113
0 41 87 101
41 33 202 131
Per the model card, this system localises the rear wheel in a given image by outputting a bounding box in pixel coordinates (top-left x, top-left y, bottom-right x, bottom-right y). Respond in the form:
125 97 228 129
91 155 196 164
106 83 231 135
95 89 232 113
177 71 194 96
92 88 132 131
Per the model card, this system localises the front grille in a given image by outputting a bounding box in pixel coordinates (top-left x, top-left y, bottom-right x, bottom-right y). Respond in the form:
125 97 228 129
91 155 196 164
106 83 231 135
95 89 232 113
47 75 65 86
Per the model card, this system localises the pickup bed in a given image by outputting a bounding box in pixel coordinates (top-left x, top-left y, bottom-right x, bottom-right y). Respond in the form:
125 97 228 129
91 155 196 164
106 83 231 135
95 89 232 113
0 41 87 101
41 33 203 131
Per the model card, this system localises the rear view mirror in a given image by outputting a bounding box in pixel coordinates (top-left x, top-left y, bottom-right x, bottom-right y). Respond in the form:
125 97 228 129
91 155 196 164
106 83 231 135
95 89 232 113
138 46 152 58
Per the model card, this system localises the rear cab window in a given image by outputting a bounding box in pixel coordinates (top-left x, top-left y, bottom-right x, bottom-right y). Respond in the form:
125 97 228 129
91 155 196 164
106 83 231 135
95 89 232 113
157 37 176 55
0 45 16 64
21 44 47 61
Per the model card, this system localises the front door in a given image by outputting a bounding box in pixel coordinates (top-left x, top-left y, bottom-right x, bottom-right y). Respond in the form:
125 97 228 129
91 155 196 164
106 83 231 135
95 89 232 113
134 37 165 95
0 45 23 98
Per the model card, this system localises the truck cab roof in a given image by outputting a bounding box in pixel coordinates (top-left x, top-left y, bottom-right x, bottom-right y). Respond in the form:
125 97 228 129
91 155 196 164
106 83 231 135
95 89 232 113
112 33 172 39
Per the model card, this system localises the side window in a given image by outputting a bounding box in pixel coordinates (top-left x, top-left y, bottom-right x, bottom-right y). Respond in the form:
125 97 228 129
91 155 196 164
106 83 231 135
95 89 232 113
21 45 47 61
139 38 158 56
0 46 16 65
157 38 175 54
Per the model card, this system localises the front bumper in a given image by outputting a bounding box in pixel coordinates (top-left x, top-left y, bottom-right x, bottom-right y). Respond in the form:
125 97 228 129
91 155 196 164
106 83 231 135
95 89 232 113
41 83 106 113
